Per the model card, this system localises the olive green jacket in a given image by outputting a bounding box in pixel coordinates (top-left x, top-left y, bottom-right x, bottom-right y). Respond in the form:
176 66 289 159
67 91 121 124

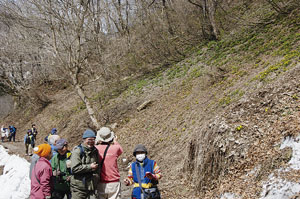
70 144 100 192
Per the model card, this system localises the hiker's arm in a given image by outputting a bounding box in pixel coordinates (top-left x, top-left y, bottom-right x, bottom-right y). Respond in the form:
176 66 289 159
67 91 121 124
39 167 52 198
51 155 59 176
124 164 133 185
153 161 162 180
70 148 93 174
114 141 123 156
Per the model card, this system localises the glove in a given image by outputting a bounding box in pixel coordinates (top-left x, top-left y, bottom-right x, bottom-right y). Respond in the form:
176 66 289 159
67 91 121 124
145 172 157 180
53 170 61 177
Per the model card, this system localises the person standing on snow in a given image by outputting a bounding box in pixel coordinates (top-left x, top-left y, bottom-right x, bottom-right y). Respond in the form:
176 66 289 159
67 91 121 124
30 144 53 199
51 138 72 199
95 127 123 199
70 129 100 199
124 144 162 199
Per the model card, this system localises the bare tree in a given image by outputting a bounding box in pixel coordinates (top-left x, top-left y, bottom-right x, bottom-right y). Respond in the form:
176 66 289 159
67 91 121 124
188 0 220 40
266 0 299 14
20 0 113 129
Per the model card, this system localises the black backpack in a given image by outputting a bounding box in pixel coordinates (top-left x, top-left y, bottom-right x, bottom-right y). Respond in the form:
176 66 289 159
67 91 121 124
25 135 31 144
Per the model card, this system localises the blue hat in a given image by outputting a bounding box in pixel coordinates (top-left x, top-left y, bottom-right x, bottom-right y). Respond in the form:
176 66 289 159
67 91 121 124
51 128 57 135
82 129 96 139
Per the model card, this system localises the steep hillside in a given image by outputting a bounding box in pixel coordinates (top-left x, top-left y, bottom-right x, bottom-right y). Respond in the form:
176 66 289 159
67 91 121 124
1 6 300 199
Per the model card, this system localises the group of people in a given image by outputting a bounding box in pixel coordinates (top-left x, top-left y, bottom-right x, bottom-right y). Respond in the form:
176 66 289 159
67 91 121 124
1 125 17 142
29 127 162 199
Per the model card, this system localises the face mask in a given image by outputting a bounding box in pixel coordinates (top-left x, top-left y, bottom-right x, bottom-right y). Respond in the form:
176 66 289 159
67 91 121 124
136 154 146 162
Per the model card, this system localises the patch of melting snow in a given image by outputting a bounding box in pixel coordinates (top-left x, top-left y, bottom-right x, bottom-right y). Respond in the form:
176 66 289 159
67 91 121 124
260 136 300 199
280 136 300 170
0 145 30 199
220 193 239 199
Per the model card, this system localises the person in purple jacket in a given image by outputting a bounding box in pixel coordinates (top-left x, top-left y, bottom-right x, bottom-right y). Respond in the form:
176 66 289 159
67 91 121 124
30 143 53 199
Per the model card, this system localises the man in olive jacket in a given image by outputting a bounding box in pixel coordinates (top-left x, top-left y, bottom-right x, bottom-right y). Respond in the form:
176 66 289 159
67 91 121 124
70 129 100 199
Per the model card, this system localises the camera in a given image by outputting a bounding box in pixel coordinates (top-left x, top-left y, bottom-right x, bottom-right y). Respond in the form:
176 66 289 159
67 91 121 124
57 172 66 183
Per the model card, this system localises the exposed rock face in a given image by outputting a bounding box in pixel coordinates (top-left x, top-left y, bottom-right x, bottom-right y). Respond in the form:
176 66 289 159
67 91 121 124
184 64 300 197
0 95 14 118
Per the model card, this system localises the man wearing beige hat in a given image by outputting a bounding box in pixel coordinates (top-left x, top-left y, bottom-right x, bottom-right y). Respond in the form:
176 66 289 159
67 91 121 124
95 127 123 199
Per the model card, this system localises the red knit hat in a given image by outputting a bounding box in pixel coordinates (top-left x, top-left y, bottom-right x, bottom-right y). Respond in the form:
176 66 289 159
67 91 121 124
34 144 51 157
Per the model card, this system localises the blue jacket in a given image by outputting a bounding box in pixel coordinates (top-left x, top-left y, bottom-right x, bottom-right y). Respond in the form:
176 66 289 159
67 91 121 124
9 126 16 133
131 157 155 199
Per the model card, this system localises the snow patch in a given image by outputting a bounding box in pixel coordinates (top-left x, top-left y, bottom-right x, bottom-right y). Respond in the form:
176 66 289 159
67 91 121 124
220 193 239 199
0 145 30 199
260 136 300 199
280 136 300 170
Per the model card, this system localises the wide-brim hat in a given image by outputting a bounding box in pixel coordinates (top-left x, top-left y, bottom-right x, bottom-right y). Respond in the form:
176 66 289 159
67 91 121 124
96 127 115 143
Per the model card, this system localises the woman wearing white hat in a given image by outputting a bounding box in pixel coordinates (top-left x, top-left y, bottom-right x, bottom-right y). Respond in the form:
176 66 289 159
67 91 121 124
95 127 123 199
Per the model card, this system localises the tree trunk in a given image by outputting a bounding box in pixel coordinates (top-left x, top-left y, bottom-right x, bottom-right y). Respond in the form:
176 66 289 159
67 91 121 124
71 73 100 129
187 0 219 40
207 0 219 40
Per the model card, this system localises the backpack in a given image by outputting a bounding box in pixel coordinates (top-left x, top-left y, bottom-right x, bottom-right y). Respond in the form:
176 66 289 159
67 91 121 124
25 135 31 144
75 144 85 159
29 154 40 180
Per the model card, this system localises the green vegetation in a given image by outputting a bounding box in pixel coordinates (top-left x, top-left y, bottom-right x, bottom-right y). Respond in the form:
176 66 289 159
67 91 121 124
72 101 86 113
82 8 300 109
196 11 300 84
218 89 245 106
254 50 300 81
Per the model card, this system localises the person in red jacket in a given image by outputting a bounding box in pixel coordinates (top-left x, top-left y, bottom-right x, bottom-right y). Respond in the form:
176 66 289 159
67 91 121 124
30 144 53 199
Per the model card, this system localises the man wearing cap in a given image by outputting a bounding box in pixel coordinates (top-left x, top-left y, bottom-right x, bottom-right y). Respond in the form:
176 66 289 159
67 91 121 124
30 144 53 199
95 127 123 199
51 138 72 199
70 129 100 199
